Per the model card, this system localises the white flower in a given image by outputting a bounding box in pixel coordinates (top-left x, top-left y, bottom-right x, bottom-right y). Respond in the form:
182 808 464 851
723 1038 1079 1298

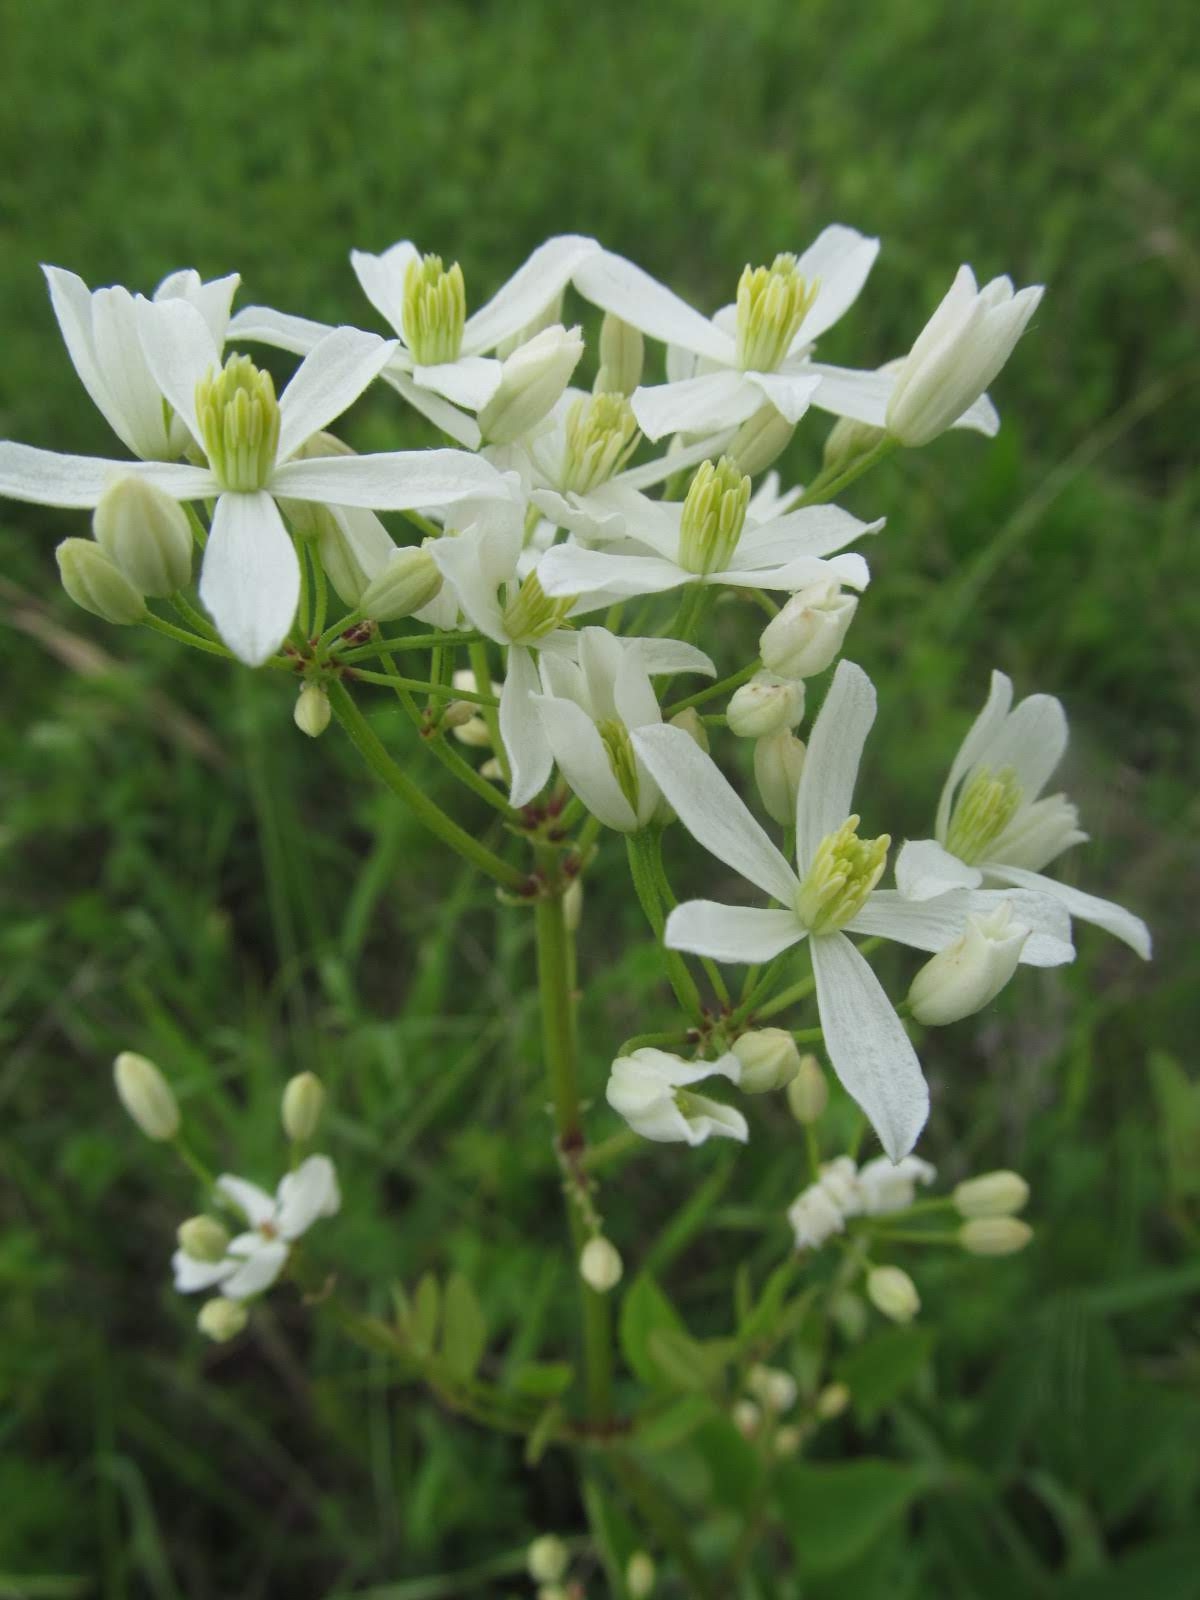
760 578 859 680
230 235 598 448
908 901 1029 1024
632 661 1075 1158
856 1154 936 1215
895 670 1151 958
572 227 880 438
787 1156 861 1249
43 264 240 460
173 1155 341 1301
0 303 505 664
605 1048 748 1145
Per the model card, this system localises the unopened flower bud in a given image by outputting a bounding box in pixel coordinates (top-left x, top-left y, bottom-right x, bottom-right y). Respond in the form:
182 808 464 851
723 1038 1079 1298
57 538 146 625
479 325 585 443
293 684 331 739
317 519 375 605
668 706 709 752
93 478 192 597
727 671 804 739
815 1381 850 1420
953 1171 1029 1219
178 1215 231 1263
786 1055 828 1124
453 715 493 748
282 1071 325 1141
760 580 858 680
867 1265 920 1324
774 1424 806 1458
197 1297 248 1343
747 1363 798 1413
732 1398 762 1438
527 1534 570 1584
730 403 796 476
276 432 356 537
626 1551 656 1598
579 1236 623 1294
439 699 478 732
830 1291 868 1341
596 312 644 397
479 757 505 781
960 1217 1033 1256
360 547 443 622
822 387 893 473
494 291 565 361
908 903 1029 1026
754 728 806 825
733 1028 802 1094
113 1051 180 1141
563 876 583 932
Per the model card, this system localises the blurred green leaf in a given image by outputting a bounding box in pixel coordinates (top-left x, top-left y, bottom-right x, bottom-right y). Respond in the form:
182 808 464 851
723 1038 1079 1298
440 1272 486 1381
774 1460 935 1575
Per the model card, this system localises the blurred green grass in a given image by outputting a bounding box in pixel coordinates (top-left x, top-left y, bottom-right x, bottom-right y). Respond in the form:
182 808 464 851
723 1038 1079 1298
1 1 1198 1595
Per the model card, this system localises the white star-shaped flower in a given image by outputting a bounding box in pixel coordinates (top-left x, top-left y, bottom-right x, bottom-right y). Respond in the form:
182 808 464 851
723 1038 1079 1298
605 1048 748 1145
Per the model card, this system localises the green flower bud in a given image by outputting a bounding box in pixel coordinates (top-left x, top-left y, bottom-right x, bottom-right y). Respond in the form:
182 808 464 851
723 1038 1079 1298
786 1054 828 1124
730 403 796 476
727 671 804 739
959 1217 1033 1256
293 684 331 739
562 876 584 932
815 1381 850 1420
92 478 192 596
113 1051 180 1141
579 1235 623 1293
282 1071 326 1141
733 1028 802 1094
595 312 644 397
668 706 709 752
478 325 584 444
952 1171 1030 1219
754 728 806 825
747 1363 798 1413
56 538 146 625
197 1297 248 1343
526 1534 569 1585
360 547 443 622
178 1215 231 1263
866 1265 920 1324
626 1551 656 1598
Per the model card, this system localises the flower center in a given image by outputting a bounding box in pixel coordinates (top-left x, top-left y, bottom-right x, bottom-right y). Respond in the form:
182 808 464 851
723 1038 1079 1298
403 253 466 365
561 391 640 494
196 355 280 491
677 456 751 576
258 1219 280 1240
945 765 1023 864
795 815 890 934
501 572 575 643
597 718 639 811
735 254 819 372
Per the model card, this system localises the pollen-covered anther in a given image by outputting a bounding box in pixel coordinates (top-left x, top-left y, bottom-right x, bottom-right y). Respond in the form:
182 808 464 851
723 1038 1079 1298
677 455 751 575
501 572 575 642
196 354 281 491
402 253 466 365
561 391 640 494
945 765 1023 863
735 254 820 372
795 815 890 933
597 717 640 811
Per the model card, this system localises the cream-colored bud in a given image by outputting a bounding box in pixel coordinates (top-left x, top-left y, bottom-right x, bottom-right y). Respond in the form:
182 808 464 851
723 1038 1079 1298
57 538 146 625
953 1171 1029 1219
786 1055 828 1124
479 757 505 782
526 1534 570 1584
478 325 585 443
494 291 565 361
178 1215 231 1263
747 1363 798 1413
727 672 804 739
596 312 644 396
317 521 374 606
282 1071 325 1141
626 1551 656 1598
729 403 796 476
760 580 858 681
866 1265 920 1324
754 728 806 825
668 706 710 752
733 1029 802 1094
439 699 478 732
562 876 583 932
452 715 493 748
579 1236 623 1294
293 684 331 739
93 478 192 597
113 1051 180 1141
278 432 357 538
960 1217 1033 1256
732 1398 762 1439
360 546 443 623
197 1297 248 1343
815 1381 851 1420
822 401 890 474
908 903 1029 1026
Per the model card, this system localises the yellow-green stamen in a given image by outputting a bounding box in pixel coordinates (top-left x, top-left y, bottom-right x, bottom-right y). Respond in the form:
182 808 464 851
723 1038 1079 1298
677 456 751 576
402 254 466 366
945 766 1023 864
597 718 639 812
561 392 640 494
735 254 820 373
795 816 890 934
196 355 281 491
501 573 575 643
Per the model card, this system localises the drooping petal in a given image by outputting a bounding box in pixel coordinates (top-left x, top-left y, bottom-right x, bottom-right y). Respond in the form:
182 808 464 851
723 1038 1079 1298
229 304 333 358
983 864 1152 960
632 371 759 441
463 234 600 355
624 637 716 678
745 369 823 424
503 645 555 807
533 693 638 831
810 931 929 1161
136 296 221 449
664 900 805 963
270 448 504 510
572 249 734 365
274 328 394 463
845 886 1074 966
632 725 799 904
215 1175 277 1228
675 1093 750 1146
276 1154 341 1239
0 443 216 509
895 837 984 900
935 670 1013 839
537 543 685 599
172 1251 236 1293
221 1238 290 1300
349 241 420 337
43 267 135 454
199 492 300 666
792 226 882 346
412 356 503 411
794 660 876 872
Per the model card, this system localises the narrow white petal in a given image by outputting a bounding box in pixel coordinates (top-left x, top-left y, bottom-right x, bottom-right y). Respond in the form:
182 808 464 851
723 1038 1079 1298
664 901 804 963
936 670 1013 839
615 427 736 492
275 328 394 463
745 369 822 424
810 932 929 1161
0 442 214 509
735 504 881 568
953 391 1000 436
222 1240 289 1300
43 267 134 453
677 1094 750 1145
463 234 600 355
805 361 894 426
172 1252 236 1293
895 837 983 901
632 371 758 441
229 304 332 358
156 269 241 347
717 554 858 594
428 528 508 642
984 865 1151 960
199 493 300 666
276 1155 341 1238
215 1175 277 1228
327 504 395 579
382 368 482 448
572 249 734 365
624 637 716 678
632 725 799 904
412 356 502 411
978 693 1068 803
795 660 876 872
793 226 881 345
270 449 503 510
92 288 174 459
136 297 221 448
538 544 685 599
845 889 978 951
534 693 638 831
349 241 419 336
612 639 661 732
503 646 555 807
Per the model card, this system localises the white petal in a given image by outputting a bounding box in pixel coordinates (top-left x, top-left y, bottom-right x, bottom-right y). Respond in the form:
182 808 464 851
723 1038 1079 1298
382 368 482 448
572 249 734 365
349 241 419 336
463 234 600 355
664 901 804 963
534 693 638 831
275 327 394 463
632 725 799 904
736 504 881 569
895 838 983 901
625 637 716 678
92 288 175 459
229 304 332 357
215 1174 277 1228
0 443 214 509
222 1239 289 1300
978 693 1068 803
612 639 661 732
43 267 135 454
530 487 627 543
503 646 554 807
199 492 300 666
717 553 863 594
936 670 1013 839
172 1251 235 1293
155 269 241 347
270 448 503 510
805 362 894 427
632 371 758 441
428 527 508 642
538 544 685 599
136 297 222 449
615 427 736 492
276 1154 341 1239
810 932 929 1161
677 1093 750 1145
795 660 876 872
983 865 1151 960
954 391 1000 436
792 226 881 346
327 504 395 579
412 356 503 410
745 369 822 424
845 887 1073 965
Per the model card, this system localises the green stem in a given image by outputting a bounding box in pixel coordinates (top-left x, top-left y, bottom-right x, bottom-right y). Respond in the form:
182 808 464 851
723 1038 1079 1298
381 663 518 821
168 591 218 638
649 829 728 1006
664 657 760 719
610 1453 719 1600
142 612 236 660
327 680 526 891
795 438 897 507
469 641 510 786
345 668 496 704
335 629 481 661
626 833 704 1021
309 545 329 639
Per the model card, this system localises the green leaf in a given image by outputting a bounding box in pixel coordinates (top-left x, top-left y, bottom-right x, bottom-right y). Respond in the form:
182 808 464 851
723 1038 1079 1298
441 1271 487 1380
775 1459 934 1574
410 1272 441 1358
835 1326 936 1423
620 1274 686 1386
524 1402 564 1467
646 1327 721 1391
510 1361 575 1398
1148 1051 1200 1200
633 1393 714 1453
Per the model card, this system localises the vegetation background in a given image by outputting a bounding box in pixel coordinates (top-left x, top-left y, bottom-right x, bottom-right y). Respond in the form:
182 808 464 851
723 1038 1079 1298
1 1 1197 1595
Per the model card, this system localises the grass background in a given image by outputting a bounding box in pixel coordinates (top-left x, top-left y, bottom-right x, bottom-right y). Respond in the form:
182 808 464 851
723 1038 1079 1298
1 1 1198 1595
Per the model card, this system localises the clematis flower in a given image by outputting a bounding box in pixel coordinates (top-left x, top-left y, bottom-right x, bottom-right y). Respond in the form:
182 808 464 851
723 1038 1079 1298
572 227 880 439
42 264 240 460
0 300 506 664
230 235 599 448
856 1154 936 1214
605 1048 748 1145
536 455 876 605
632 661 1075 1159
173 1155 340 1301
894 671 1151 958
787 1156 862 1250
